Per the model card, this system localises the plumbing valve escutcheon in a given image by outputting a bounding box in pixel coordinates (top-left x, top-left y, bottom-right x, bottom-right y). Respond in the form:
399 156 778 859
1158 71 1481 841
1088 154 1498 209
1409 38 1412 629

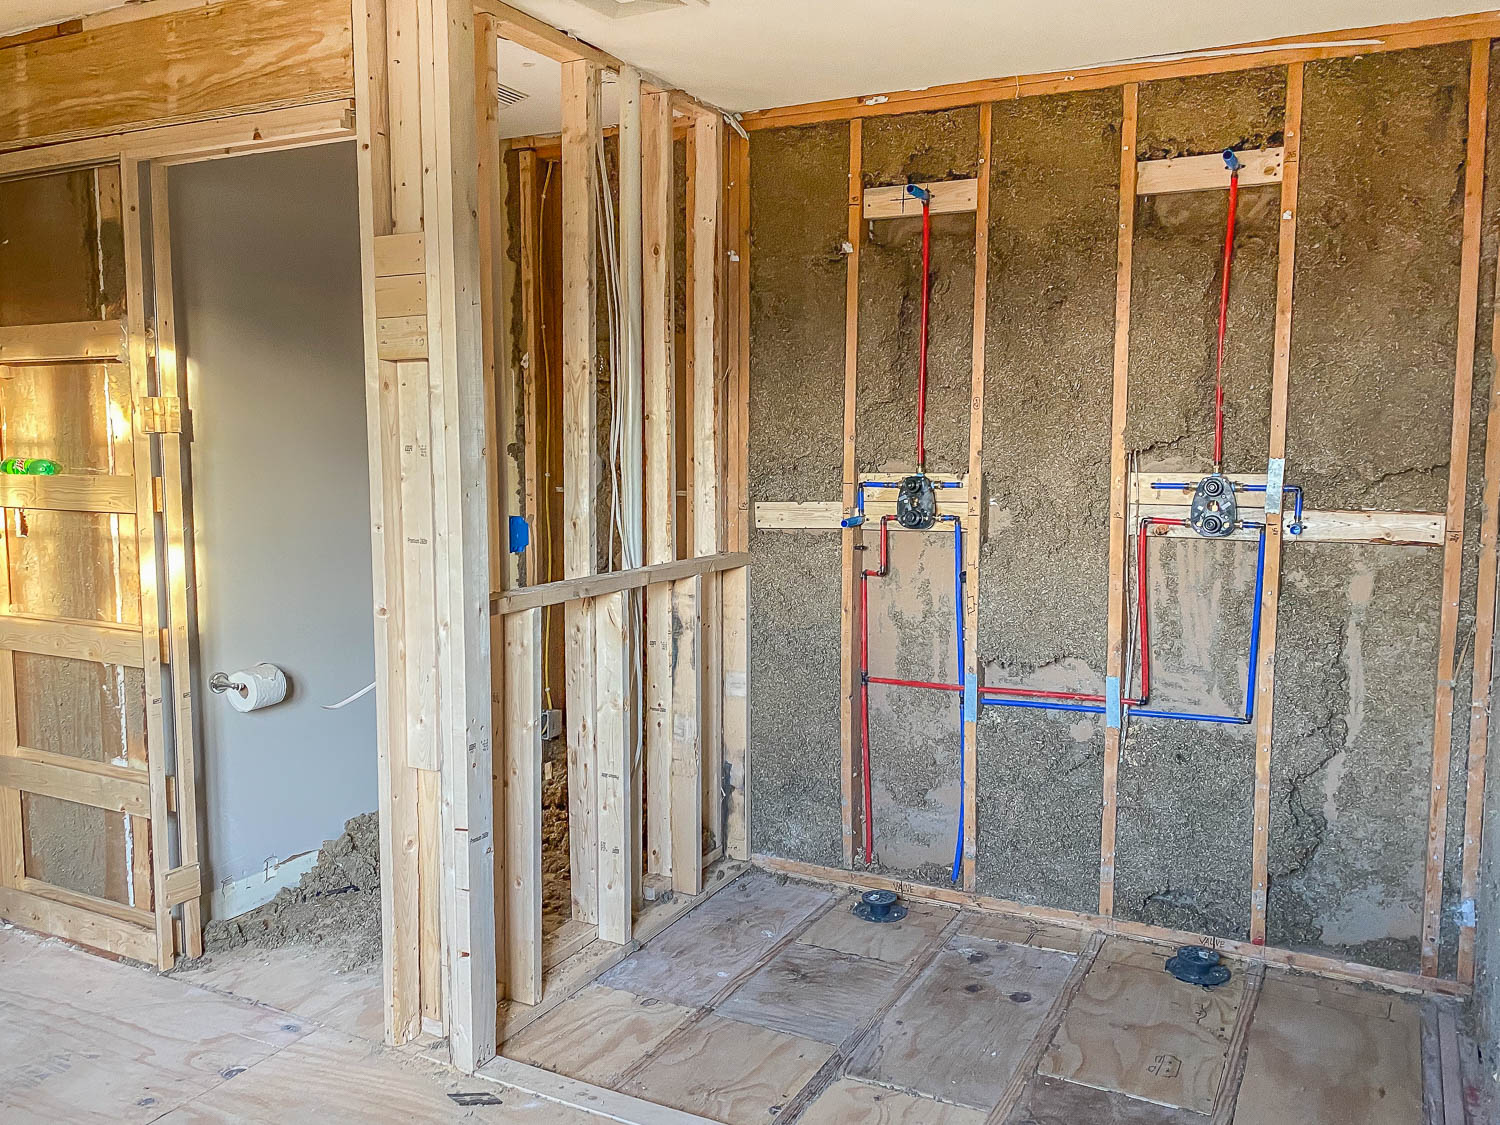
1188 474 1238 538
896 474 938 530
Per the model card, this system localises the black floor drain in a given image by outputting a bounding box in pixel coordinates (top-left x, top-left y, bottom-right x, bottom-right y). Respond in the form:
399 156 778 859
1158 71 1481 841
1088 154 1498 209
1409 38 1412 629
852 888 907 923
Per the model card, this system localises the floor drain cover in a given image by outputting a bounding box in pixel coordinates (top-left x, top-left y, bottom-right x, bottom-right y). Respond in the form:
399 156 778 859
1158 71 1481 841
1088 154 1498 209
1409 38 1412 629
852 888 907 923
1165 945 1231 988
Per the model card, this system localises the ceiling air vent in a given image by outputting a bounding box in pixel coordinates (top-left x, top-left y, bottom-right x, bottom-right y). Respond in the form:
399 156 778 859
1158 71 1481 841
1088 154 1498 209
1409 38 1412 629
496 83 529 107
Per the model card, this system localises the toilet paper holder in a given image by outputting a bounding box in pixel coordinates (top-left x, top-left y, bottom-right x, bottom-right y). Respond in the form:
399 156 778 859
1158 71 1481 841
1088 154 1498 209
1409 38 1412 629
208 671 244 696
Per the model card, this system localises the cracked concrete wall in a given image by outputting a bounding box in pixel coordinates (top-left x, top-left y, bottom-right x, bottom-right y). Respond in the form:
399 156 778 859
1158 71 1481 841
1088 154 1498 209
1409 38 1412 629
749 44 1500 982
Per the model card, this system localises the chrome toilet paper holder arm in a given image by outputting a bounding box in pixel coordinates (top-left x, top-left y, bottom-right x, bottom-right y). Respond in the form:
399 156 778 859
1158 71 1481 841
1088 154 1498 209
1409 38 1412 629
208 671 242 696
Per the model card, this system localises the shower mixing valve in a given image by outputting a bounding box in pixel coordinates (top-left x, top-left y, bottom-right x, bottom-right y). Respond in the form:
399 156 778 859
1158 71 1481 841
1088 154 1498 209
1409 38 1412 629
1188 474 1239 538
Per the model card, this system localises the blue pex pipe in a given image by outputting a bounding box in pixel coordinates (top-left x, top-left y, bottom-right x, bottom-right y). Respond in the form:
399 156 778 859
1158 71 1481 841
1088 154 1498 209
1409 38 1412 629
941 515 965 883
1121 521 1266 726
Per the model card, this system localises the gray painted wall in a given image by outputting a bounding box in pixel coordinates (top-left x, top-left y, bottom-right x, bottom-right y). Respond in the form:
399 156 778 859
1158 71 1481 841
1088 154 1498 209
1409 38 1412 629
168 143 376 909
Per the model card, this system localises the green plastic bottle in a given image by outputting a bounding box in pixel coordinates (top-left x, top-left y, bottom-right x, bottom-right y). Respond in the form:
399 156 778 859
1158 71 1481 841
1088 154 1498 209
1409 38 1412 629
0 458 60 475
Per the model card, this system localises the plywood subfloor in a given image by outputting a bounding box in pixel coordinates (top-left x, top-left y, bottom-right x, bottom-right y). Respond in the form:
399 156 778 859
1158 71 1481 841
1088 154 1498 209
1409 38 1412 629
598 871 833 1007
0 927 605 1124
1008 1075 1210 1124
800 1077 990 1124
502 984 697 1086
717 939 908 1044
1041 939 1245 1114
849 932 1079 1108
621 1012 834 1125
1233 972 1423 1125
797 896 958 963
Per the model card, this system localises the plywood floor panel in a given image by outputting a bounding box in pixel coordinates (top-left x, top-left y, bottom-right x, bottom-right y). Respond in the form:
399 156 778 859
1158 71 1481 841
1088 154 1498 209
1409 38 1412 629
797 895 958 963
621 1013 834 1125
717 941 908 1044
171 945 385 1043
1041 939 1244 1114
600 872 833 1007
1233 974 1422 1125
800 1077 990 1124
0 932 310 1123
957 913 1089 954
1008 1075 1209 1124
156 1027 605 1124
849 934 1078 1109
501 985 697 1086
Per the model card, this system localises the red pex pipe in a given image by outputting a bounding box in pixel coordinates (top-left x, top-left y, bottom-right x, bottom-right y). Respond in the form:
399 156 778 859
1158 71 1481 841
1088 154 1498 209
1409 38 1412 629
858 516 894 861
1212 166 1240 472
916 196 932 472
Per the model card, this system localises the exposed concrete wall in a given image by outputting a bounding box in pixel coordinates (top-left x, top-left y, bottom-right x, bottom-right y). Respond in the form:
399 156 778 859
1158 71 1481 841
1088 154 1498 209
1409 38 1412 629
748 121 849 867
169 143 377 909
748 43 1500 986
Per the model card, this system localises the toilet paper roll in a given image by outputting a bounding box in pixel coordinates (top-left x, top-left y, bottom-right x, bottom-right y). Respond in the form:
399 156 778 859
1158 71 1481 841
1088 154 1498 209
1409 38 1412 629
224 663 288 713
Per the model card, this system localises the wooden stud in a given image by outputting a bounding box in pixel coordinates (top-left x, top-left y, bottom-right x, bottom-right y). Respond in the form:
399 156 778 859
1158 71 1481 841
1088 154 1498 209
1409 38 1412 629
1460 101 1500 990
496 551 749 614
149 162 205 959
643 89 678 880
1099 85 1138 919
562 57 602 928
594 590 632 943
1421 39 1489 977
1248 63 1302 947
840 118 864 868
121 156 176 970
351 0 422 1047
502 607 543 1003
690 110 723 560
670 575 704 895
518 149 541 583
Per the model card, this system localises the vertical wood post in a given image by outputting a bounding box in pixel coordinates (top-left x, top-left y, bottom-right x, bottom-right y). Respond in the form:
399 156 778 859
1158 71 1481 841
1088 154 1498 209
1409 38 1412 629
840 119 864 867
1099 84 1139 918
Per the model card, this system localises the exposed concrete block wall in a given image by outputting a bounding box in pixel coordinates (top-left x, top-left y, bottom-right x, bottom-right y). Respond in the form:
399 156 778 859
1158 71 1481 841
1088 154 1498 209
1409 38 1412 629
748 44 1500 1000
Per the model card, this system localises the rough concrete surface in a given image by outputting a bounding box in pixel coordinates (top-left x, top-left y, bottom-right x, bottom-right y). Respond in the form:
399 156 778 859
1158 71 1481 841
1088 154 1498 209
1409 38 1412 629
748 530 845 866
1111 71 1283 938
748 45 1496 976
746 120 850 867
203 811 381 970
975 88 1121 912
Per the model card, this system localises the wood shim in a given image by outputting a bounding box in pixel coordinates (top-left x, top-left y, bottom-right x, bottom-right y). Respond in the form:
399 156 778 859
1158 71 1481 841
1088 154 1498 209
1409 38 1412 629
862 178 979 219
1136 146 1284 195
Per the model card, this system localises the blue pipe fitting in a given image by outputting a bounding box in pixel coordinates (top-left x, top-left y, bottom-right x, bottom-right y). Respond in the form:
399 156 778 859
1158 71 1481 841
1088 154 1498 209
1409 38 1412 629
906 183 932 202
1223 148 1242 172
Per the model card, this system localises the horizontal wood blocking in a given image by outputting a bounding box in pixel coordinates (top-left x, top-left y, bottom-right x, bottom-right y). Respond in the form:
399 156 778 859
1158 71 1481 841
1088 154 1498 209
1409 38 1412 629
0 473 135 514
0 0 356 152
1136 145 1284 195
753 497 968 529
0 746 150 817
476 0 622 70
136 396 184 435
0 612 143 668
491 552 749 614
0 320 125 366
862 177 979 219
1135 510 1446 546
0 882 156 962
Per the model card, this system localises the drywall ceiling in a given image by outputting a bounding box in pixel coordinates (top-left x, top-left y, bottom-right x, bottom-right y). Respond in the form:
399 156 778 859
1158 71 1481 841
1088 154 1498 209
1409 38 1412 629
4 1 1495 114
506 0 1491 112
